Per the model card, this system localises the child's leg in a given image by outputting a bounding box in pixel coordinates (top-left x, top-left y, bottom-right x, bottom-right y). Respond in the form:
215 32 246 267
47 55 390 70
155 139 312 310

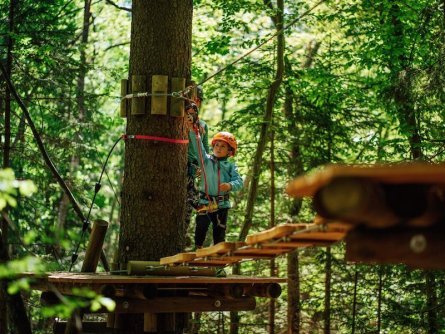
212 209 228 245
195 213 211 248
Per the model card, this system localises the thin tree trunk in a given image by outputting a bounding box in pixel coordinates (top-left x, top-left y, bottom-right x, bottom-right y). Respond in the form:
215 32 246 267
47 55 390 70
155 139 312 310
285 40 320 334
56 0 91 254
287 250 300 333
324 247 331 334
269 129 276 334
377 267 383 333
238 0 284 242
351 270 358 334
389 6 438 334
232 3 284 333
426 271 438 334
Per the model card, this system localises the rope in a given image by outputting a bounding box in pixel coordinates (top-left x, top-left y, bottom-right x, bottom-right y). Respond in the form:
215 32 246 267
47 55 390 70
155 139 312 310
197 0 326 87
122 134 189 144
68 136 123 271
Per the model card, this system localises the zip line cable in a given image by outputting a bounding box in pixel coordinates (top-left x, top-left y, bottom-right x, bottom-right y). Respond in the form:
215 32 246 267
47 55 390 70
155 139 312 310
197 0 326 87
0 61 110 271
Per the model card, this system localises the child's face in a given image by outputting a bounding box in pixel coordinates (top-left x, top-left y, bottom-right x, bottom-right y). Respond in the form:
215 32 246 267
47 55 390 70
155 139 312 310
213 140 230 158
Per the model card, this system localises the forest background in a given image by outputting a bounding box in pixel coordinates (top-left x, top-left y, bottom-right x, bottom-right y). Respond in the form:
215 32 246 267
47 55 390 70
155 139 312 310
1 0 445 333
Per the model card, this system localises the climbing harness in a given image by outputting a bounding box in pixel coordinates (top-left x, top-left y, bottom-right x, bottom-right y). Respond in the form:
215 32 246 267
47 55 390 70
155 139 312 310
194 127 222 214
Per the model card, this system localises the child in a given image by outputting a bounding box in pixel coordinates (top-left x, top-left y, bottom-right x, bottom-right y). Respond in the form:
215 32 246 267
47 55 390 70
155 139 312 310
189 127 243 248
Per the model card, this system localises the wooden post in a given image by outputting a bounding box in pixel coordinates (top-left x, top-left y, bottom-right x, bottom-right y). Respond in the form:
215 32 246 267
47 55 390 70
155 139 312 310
144 313 157 333
243 283 282 298
120 79 129 117
131 75 146 115
170 77 185 117
65 220 109 334
151 75 168 115
81 220 109 272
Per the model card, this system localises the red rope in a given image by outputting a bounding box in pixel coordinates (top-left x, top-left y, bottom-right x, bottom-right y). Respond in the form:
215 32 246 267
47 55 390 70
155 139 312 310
122 134 189 144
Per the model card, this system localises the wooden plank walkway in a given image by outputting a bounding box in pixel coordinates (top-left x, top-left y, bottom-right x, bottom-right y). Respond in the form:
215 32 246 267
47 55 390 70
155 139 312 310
284 162 445 269
159 222 350 267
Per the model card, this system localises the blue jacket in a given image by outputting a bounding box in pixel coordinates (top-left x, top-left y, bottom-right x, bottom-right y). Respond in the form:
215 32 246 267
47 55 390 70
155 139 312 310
189 130 243 209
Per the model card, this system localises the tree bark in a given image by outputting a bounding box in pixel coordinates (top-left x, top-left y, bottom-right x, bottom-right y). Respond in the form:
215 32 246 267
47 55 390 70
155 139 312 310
287 250 300 333
268 129 276 334
351 270 358 334
118 1 192 333
323 247 331 334
285 40 319 334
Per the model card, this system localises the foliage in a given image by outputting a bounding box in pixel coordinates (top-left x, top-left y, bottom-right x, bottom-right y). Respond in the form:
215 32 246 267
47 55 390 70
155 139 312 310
2 0 445 332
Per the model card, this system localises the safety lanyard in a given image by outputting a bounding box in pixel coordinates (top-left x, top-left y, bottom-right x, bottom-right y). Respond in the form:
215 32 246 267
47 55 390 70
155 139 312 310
195 128 212 203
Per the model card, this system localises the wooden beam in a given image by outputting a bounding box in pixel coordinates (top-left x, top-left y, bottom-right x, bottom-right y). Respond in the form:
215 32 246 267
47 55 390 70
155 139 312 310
151 75 168 115
170 77 185 117
54 321 111 334
345 225 445 269
112 296 256 313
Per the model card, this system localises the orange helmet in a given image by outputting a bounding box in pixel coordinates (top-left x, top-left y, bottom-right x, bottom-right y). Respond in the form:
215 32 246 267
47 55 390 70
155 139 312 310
211 132 238 156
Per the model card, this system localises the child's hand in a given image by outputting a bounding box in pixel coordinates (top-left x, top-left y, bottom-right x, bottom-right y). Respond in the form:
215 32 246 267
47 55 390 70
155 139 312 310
219 183 232 192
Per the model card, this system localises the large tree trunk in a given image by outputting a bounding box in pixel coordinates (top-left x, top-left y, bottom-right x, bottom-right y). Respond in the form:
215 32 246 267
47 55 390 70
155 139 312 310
118 1 192 333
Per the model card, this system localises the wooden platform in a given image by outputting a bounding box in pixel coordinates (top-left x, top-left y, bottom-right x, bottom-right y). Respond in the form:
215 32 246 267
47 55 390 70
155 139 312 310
31 272 284 313
284 162 445 269
286 162 445 197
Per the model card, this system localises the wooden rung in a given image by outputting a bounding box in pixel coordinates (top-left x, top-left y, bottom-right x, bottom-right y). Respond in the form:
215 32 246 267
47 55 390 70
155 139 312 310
246 224 309 245
196 242 245 258
289 232 346 242
260 240 334 249
232 247 287 258
160 252 196 266
190 258 240 266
